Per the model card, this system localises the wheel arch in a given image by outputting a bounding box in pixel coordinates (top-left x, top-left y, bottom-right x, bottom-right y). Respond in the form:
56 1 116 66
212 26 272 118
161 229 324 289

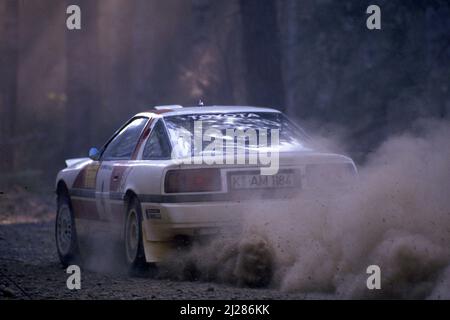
124 189 138 205
56 180 70 199
56 179 74 211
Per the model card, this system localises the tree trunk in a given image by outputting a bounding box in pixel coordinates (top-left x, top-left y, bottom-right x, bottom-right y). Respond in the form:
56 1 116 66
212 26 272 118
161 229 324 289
65 0 100 158
0 0 19 174
98 0 135 129
240 0 285 111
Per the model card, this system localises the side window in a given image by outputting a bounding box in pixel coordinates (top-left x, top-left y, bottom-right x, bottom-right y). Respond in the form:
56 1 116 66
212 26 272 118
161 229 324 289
142 120 172 160
102 118 147 161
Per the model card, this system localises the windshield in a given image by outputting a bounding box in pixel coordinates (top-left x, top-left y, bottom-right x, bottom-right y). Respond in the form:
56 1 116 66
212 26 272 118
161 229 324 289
163 112 310 158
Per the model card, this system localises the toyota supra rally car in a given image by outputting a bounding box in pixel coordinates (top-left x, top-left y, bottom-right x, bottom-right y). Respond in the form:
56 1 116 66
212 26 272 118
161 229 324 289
55 105 357 272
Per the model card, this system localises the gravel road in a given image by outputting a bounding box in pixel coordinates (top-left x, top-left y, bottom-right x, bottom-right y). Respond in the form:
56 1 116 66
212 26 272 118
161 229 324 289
0 189 317 300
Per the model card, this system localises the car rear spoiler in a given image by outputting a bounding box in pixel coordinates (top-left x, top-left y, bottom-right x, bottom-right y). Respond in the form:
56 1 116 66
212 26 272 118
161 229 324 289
65 158 90 168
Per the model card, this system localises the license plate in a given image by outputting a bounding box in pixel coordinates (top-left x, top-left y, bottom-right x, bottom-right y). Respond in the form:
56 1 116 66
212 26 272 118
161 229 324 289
230 172 296 190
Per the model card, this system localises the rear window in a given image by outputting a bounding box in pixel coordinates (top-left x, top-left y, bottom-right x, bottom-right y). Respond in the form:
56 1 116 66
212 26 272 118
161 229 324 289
163 112 309 158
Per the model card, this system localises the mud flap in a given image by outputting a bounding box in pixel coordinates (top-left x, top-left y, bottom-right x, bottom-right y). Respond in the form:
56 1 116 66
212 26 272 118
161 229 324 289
141 224 171 262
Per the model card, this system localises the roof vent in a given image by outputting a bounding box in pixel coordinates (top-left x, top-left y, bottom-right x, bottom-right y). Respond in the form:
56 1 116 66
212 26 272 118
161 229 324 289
154 105 183 111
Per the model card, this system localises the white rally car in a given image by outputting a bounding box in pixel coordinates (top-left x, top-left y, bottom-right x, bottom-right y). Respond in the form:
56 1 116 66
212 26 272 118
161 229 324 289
55 105 357 272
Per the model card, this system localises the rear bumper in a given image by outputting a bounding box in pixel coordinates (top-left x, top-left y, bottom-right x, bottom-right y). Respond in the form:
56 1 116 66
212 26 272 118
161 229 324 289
140 198 297 241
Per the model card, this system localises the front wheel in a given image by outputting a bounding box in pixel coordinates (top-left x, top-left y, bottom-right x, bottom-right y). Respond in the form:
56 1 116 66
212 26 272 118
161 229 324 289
55 196 80 267
124 197 148 274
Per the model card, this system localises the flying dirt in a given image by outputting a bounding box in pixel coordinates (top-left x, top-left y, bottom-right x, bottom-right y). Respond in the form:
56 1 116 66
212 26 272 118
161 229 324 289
159 119 450 299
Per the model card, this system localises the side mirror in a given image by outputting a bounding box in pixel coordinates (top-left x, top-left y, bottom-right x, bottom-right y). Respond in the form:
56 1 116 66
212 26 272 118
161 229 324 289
88 147 100 160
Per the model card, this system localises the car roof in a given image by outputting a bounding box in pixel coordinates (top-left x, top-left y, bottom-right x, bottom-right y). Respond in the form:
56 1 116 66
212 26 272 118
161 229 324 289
135 105 282 118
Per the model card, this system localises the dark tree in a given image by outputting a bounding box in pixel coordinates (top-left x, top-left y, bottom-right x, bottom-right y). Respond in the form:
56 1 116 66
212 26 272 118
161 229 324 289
65 0 100 157
99 1 136 129
240 0 285 110
0 0 18 174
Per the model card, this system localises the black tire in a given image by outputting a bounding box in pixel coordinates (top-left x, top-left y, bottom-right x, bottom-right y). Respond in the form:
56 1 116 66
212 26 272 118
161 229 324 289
55 195 80 267
124 197 148 275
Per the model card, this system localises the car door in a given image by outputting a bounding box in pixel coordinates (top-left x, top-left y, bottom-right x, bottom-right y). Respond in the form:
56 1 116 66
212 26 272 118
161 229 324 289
95 117 149 224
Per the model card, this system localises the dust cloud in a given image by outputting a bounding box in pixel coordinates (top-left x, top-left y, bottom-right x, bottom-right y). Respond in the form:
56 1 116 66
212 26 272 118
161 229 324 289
163 119 450 299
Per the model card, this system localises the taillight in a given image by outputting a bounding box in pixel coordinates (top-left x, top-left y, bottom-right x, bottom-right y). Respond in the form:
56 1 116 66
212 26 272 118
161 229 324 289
164 169 221 193
305 163 356 188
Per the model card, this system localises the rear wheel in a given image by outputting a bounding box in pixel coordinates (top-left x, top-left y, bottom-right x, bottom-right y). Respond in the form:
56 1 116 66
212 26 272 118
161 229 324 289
124 197 148 275
55 196 80 267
